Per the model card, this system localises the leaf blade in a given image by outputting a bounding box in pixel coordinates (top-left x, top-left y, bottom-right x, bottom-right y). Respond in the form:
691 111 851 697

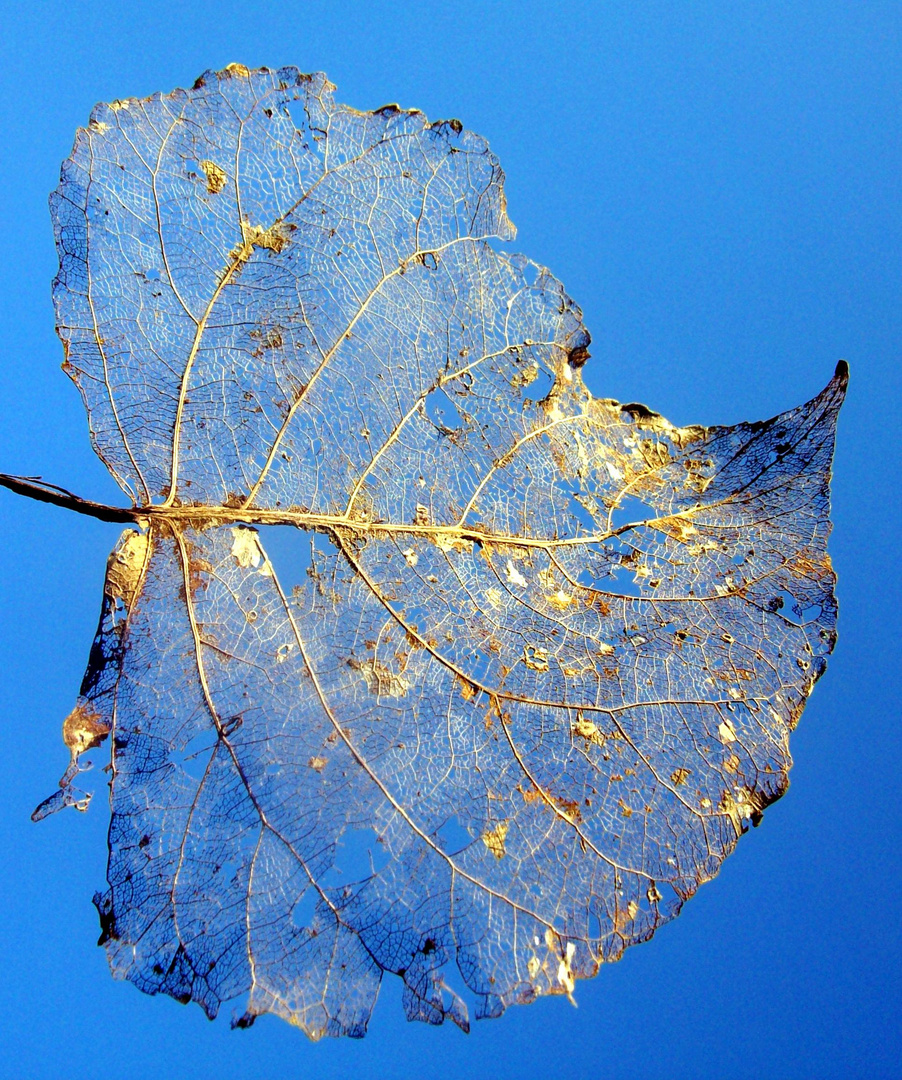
41 65 846 1037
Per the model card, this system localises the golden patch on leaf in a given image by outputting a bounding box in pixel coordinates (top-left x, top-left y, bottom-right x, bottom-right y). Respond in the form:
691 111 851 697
583 593 611 616
247 222 292 254
715 667 753 683
720 787 762 836
457 675 479 702
522 645 549 672
505 559 528 588
434 533 473 554
572 714 606 746
105 529 150 604
230 220 293 266
670 767 691 786
546 588 575 611
537 568 556 589
551 793 583 822
482 820 509 859
638 438 672 467
652 516 699 544
518 782 582 822
63 701 111 759
614 899 641 934
354 657 410 698
483 695 505 731
785 548 833 578
557 941 577 998
510 359 540 390
198 160 227 194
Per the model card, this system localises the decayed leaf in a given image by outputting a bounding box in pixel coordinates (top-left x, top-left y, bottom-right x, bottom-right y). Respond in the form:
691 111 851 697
13 64 844 1038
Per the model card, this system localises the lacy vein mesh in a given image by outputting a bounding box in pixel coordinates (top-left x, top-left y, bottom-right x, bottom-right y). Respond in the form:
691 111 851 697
44 64 845 1038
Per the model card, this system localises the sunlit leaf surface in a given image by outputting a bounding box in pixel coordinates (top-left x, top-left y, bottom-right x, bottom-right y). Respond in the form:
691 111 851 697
34 64 844 1038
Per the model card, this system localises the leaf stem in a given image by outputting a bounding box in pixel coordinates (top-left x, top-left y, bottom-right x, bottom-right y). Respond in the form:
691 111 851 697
0 474 142 523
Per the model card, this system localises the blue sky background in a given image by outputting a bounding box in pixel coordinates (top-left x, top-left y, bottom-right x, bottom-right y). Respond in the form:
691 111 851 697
0 3 899 1078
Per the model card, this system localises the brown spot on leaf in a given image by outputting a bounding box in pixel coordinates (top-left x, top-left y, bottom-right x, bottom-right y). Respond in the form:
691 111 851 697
518 782 582 822
355 657 410 698
457 675 478 702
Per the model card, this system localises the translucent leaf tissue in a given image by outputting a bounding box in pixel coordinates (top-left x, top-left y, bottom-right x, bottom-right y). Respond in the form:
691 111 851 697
0 64 846 1040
